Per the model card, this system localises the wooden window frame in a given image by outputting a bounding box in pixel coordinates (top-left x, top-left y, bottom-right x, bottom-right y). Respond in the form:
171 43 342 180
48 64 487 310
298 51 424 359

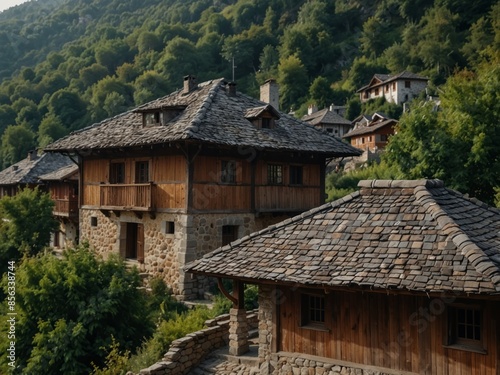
300 292 328 331
445 303 486 354
289 165 303 186
221 160 237 184
267 164 283 185
144 111 161 126
405 80 411 88
135 160 150 183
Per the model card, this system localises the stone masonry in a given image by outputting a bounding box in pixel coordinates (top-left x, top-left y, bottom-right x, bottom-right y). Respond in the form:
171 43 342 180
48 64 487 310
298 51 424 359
80 208 289 299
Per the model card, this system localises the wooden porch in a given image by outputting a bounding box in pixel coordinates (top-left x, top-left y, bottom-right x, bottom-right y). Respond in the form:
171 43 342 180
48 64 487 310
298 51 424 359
52 198 79 218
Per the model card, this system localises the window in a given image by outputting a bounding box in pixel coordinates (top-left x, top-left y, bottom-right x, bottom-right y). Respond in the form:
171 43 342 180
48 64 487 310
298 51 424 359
145 112 161 126
301 293 326 328
222 225 239 246
447 305 483 351
385 84 389 92
221 160 236 184
289 165 303 185
90 217 98 227
261 117 272 129
135 161 149 183
163 221 175 234
392 82 396 90
380 134 388 142
405 80 411 88
375 87 379 95
267 164 283 185
110 162 125 184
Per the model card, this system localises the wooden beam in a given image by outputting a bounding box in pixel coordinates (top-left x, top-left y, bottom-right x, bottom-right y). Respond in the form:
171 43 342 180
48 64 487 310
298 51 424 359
217 278 238 306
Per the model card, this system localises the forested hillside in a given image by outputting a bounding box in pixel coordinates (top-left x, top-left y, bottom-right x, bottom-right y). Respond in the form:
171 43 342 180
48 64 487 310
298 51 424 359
0 0 498 168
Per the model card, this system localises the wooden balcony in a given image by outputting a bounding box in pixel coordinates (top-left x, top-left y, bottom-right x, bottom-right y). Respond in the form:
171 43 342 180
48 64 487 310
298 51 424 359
53 198 79 218
100 183 154 211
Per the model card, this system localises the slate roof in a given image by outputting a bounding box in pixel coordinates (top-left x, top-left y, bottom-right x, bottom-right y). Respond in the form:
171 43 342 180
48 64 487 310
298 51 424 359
0 152 73 185
343 118 397 138
302 108 351 127
45 78 360 158
186 179 500 295
38 163 78 181
357 71 429 92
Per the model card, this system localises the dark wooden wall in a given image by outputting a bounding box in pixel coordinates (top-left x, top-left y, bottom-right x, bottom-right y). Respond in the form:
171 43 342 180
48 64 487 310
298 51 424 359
278 288 499 374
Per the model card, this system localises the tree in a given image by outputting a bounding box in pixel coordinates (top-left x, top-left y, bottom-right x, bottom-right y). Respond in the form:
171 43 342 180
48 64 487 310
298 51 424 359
48 89 88 130
0 188 58 274
385 59 500 204
37 113 68 148
1 125 35 168
277 54 308 112
309 76 333 109
0 245 153 374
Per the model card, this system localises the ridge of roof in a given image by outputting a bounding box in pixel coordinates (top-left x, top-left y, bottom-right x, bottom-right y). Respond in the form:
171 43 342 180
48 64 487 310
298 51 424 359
185 79 223 138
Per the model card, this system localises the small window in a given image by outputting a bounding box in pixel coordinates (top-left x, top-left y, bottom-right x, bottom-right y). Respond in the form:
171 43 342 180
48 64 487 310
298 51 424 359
375 87 379 95
267 164 283 185
261 117 272 129
405 80 411 88
301 293 325 327
385 84 389 92
135 161 149 183
290 165 303 185
110 162 125 184
90 217 98 227
326 128 333 133
392 82 396 90
222 225 239 246
221 160 237 184
447 305 484 352
163 221 175 234
380 134 388 142
145 112 161 126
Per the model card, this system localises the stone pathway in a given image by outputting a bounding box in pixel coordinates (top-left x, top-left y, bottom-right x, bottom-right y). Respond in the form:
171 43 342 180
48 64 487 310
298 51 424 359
188 340 260 375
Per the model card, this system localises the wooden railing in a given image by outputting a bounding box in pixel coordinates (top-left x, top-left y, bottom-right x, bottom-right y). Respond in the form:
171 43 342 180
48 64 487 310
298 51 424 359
53 198 79 217
100 183 154 211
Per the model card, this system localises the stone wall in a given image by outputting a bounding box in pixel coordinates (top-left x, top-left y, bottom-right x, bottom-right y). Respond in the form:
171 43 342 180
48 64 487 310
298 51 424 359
138 310 258 375
79 209 290 299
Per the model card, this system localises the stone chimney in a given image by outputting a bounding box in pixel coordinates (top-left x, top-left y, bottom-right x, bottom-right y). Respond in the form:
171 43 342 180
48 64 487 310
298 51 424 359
228 81 237 96
308 104 318 115
260 79 279 110
183 75 197 94
28 150 37 161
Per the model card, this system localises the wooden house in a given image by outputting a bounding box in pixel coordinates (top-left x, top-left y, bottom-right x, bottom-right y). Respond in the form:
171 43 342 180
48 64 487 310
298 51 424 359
44 76 361 299
357 71 428 105
39 163 79 248
0 150 78 248
186 179 500 374
302 105 353 138
343 112 397 152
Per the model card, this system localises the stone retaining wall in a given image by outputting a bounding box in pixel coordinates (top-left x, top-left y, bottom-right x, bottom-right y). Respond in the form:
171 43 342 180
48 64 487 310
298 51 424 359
139 310 258 375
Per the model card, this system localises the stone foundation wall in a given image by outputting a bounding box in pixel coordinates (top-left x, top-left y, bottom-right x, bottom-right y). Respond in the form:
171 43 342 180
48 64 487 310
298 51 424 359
79 209 291 299
271 354 392 375
138 310 258 375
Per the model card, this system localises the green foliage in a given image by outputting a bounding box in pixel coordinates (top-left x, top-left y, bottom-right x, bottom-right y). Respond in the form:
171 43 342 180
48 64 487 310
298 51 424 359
385 58 500 204
0 125 36 168
0 244 153 374
90 337 131 375
326 161 401 201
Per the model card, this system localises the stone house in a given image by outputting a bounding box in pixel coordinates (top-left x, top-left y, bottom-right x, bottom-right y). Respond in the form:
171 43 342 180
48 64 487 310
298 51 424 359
302 105 353 138
357 71 428 105
343 112 397 152
186 179 500 374
44 76 360 300
0 150 78 248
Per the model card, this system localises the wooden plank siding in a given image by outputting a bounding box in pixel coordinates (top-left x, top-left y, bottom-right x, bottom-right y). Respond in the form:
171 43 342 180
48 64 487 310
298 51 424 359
278 288 499 374
82 156 187 210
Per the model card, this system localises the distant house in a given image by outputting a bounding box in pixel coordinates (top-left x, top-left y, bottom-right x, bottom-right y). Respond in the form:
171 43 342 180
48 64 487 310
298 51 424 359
0 151 78 248
357 71 428 105
186 179 500 374
45 76 361 299
39 163 79 248
302 105 353 138
343 112 397 151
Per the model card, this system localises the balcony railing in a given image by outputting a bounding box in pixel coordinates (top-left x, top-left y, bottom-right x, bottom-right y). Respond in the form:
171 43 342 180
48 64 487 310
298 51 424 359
53 198 79 218
100 183 154 211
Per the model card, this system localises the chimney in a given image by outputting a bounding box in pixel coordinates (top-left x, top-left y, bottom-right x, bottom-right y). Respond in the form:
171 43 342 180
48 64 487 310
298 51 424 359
329 103 335 111
183 75 197 94
260 79 279 110
308 104 318 115
228 81 237 96
28 150 37 161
